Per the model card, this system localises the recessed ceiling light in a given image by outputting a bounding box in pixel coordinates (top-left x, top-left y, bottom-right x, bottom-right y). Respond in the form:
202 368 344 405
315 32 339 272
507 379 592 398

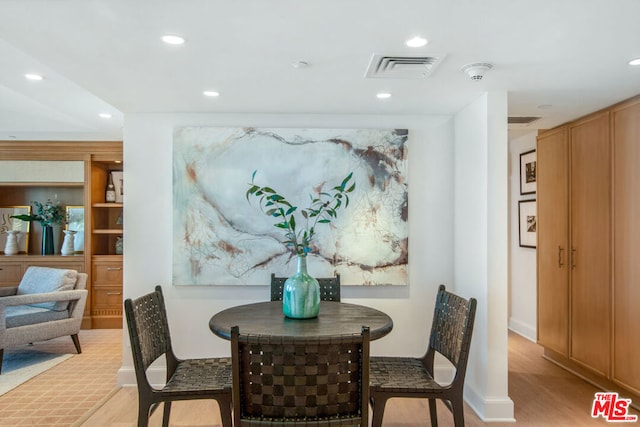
162 34 186 45
628 58 640 66
203 91 220 97
291 61 309 69
376 92 392 99
405 36 428 48
99 113 112 119
25 73 44 81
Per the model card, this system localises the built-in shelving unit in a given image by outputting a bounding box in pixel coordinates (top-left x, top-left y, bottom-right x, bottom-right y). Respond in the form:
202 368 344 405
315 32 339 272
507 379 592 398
88 157 123 328
0 141 123 329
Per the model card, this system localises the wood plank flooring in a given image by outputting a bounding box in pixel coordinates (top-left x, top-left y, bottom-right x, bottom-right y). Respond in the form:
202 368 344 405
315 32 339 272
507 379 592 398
80 332 639 426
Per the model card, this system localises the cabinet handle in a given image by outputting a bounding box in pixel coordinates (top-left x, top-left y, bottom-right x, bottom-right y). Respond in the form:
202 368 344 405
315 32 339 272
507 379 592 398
106 291 122 296
106 267 122 271
558 246 564 268
571 248 577 269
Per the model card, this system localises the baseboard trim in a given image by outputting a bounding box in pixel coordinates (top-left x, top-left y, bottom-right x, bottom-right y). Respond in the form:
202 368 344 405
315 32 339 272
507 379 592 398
118 365 166 387
508 318 536 342
464 384 515 422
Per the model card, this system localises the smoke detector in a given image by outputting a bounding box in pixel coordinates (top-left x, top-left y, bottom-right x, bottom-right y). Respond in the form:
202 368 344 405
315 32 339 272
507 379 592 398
461 62 492 81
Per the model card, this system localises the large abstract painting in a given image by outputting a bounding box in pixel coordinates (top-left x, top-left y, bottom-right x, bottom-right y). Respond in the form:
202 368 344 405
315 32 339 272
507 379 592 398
173 127 408 286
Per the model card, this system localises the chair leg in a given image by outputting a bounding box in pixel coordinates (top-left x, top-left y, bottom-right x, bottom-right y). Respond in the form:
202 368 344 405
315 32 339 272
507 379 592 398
370 393 389 427
429 398 438 427
71 334 82 354
217 395 233 427
451 397 465 427
137 402 150 427
162 401 172 427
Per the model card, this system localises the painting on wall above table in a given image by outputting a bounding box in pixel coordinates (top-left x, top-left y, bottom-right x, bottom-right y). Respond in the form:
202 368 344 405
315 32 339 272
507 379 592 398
173 127 409 286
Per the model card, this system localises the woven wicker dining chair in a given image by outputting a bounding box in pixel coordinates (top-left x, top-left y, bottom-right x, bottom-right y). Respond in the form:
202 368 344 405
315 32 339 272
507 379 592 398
270 273 341 302
231 324 370 426
124 286 232 427
369 284 477 427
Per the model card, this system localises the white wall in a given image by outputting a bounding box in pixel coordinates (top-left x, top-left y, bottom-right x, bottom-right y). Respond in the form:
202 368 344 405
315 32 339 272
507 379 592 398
508 132 537 340
453 92 514 421
119 108 514 421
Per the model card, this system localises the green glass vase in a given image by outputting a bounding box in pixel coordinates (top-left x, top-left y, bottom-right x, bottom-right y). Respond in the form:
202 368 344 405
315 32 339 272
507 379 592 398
282 255 320 319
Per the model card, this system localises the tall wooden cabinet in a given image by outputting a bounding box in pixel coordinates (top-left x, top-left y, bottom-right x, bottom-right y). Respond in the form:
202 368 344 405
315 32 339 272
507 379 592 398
536 126 569 356
568 112 611 376
537 96 639 402
0 141 123 329
611 98 640 396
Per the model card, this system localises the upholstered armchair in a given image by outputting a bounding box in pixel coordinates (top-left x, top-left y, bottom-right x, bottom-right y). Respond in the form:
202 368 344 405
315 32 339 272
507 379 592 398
0 266 88 374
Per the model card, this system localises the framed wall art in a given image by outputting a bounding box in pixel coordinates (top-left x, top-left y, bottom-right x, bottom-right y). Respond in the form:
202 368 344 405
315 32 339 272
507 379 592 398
172 127 409 286
518 199 536 248
520 149 536 195
65 206 84 253
111 171 124 203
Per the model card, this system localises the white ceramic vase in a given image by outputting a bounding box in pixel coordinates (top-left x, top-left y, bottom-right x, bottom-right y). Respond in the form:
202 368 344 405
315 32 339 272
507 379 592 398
61 230 77 256
3 230 20 256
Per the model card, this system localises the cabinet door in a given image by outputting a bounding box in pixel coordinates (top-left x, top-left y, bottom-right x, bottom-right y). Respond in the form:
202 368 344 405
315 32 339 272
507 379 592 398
537 127 570 355
612 100 640 393
569 112 611 376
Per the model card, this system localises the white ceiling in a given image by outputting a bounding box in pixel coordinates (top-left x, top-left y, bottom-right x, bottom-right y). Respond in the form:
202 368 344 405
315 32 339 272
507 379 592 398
0 0 639 141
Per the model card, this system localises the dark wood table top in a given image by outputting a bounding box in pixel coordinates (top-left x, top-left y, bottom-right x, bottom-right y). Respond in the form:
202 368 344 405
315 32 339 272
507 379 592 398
209 301 393 341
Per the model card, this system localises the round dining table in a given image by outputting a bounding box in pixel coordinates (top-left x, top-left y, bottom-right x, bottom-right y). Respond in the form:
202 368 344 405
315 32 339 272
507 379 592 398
209 300 393 341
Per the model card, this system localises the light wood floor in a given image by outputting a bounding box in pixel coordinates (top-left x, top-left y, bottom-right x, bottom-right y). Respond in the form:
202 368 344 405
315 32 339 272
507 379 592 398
80 332 639 426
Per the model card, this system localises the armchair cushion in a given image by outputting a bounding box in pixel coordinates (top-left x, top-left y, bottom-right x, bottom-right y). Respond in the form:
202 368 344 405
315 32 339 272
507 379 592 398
16 267 78 311
5 305 68 328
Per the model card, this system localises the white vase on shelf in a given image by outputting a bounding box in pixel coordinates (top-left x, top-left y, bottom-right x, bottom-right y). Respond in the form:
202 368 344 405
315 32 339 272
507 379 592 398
3 230 20 256
61 230 77 256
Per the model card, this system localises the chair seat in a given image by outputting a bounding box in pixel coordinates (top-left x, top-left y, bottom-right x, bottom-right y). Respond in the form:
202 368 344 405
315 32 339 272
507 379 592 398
370 356 447 394
6 305 69 328
162 357 232 396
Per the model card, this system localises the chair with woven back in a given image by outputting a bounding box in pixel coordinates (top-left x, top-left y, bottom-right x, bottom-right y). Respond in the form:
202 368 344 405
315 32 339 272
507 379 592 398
124 286 232 427
230 324 370 426
369 284 477 427
270 273 341 302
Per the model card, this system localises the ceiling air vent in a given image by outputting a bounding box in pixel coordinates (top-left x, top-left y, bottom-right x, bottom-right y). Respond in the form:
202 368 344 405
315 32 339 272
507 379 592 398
508 116 541 125
365 53 445 79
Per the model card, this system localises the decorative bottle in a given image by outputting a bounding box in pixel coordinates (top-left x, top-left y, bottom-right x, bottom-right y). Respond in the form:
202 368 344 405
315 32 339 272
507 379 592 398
106 173 116 203
282 255 320 319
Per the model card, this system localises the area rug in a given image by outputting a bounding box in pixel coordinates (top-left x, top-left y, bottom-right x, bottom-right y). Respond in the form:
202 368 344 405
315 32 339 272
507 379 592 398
0 349 72 396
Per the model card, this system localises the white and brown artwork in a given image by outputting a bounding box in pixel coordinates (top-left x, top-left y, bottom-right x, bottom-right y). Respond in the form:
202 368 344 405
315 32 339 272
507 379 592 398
518 199 536 248
520 149 537 195
172 127 409 286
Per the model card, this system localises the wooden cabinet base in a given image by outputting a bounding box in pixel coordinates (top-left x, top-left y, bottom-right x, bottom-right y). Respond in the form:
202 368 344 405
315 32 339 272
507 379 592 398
543 347 639 411
91 316 122 329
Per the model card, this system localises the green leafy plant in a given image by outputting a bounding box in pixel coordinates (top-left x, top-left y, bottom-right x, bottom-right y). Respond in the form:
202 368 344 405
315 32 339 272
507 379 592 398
246 171 356 256
11 199 65 227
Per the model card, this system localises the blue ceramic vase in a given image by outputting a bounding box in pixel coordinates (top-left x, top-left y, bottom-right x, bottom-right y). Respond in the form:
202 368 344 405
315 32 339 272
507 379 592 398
282 255 320 319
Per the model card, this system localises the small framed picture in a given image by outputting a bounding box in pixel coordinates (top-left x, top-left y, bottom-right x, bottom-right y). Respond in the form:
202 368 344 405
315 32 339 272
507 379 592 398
111 171 124 203
518 199 536 248
520 149 536 195
65 206 85 253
